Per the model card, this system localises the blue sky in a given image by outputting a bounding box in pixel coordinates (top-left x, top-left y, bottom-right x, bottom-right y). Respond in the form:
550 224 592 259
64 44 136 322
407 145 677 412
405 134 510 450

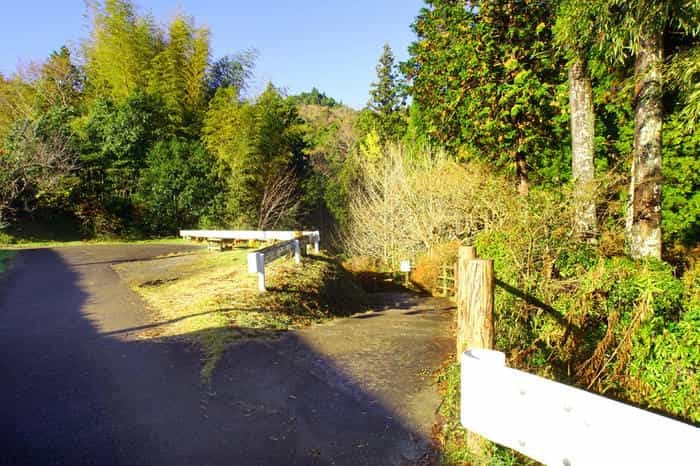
1 0 425 109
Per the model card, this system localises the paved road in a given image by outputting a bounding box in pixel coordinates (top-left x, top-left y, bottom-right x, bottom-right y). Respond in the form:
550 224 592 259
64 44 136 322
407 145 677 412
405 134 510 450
0 245 453 466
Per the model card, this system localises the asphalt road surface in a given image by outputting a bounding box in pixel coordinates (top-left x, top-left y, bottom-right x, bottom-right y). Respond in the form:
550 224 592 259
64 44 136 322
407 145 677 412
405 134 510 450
0 245 452 466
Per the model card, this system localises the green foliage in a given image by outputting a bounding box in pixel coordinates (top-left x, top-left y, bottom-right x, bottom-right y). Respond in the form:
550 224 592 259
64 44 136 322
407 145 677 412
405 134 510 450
296 102 359 230
366 44 407 142
207 50 256 97
662 92 700 246
289 87 340 108
84 0 158 100
74 92 168 235
134 138 220 234
405 0 566 186
203 84 308 228
147 14 210 135
473 202 698 422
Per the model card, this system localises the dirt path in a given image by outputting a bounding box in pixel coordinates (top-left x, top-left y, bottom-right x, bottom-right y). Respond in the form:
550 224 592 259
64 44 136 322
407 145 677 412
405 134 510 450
0 245 453 466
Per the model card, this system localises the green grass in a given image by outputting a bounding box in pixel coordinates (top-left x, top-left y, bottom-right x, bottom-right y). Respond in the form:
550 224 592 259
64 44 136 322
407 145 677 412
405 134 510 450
0 250 16 275
0 212 189 248
113 249 367 379
0 235 190 249
433 356 536 465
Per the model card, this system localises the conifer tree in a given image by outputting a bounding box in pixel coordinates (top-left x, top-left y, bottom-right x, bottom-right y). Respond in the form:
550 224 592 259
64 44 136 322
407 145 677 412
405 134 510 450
367 43 406 141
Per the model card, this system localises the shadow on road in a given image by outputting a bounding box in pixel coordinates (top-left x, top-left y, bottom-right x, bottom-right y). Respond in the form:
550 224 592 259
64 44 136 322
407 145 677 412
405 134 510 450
0 248 442 466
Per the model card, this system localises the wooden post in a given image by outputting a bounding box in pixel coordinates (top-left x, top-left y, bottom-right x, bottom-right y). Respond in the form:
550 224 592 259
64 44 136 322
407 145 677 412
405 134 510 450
457 254 493 356
456 246 477 319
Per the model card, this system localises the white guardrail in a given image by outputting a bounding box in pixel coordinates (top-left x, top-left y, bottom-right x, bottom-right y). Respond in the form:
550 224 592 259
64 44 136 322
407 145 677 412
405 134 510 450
461 349 699 465
179 230 320 292
180 230 320 243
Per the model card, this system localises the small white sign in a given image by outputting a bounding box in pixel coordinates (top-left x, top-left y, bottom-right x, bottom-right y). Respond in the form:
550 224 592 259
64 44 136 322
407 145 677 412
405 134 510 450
399 260 411 273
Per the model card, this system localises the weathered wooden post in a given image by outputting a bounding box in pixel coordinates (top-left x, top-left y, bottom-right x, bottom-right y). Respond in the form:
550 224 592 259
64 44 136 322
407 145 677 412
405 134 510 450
456 249 495 456
456 246 493 356
456 245 477 325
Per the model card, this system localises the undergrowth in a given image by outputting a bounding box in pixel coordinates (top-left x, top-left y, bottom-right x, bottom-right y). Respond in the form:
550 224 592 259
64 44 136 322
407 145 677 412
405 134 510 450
115 250 367 379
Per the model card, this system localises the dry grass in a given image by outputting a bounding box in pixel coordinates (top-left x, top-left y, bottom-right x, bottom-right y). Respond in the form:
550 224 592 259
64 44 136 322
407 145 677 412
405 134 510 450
113 249 366 379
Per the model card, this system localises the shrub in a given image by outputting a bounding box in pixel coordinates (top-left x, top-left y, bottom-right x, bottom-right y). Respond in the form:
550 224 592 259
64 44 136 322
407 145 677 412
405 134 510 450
411 240 460 294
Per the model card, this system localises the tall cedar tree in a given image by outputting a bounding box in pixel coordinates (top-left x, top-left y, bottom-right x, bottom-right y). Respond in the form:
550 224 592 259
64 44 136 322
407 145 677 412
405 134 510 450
591 0 700 259
368 44 407 141
554 1 598 240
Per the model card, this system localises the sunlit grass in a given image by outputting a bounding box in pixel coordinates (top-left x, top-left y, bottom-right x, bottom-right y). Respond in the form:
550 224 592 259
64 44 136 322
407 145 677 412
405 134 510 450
114 249 367 379
0 236 190 249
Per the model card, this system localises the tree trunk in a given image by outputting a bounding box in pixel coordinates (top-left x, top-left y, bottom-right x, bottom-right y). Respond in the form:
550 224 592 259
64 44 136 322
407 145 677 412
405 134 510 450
515 152 528 196
569 56 597 241
627 31 663 260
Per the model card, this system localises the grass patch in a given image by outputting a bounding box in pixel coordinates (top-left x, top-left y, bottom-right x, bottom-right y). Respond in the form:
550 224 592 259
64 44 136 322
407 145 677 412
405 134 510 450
433 356 537 465
0 235 190 249
114 249 367 379
0 250 16 276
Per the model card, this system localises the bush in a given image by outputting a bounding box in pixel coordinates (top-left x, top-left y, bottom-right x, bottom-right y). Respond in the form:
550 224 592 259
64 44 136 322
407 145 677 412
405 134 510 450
135 138 220 235
411 240 460 294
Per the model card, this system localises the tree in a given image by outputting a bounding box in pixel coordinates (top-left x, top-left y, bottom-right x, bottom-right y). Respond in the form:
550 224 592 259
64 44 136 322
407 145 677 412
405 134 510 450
77 91 167 232
202 84 308 228
592 0 700 259
0 120 76 226
83 0 158 100
34 46 82 111
367 44 407 142
554 1 598 240
147 14 210 135
290 87 340 108
135 138 220 234
207 49 257 98
405 0 564 195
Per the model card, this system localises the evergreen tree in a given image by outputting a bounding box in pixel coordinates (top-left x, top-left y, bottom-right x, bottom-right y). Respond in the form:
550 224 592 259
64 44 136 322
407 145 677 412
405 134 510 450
554 1 598 240
405 0 565 194
591 0 700 259
367 43 407 141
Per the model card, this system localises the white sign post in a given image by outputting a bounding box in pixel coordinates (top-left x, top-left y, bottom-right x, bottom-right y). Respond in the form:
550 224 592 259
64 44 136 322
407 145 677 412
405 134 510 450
399 260 411 286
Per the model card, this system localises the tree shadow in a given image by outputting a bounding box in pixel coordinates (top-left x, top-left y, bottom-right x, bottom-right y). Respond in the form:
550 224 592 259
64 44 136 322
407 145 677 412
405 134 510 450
0 247 444 465
495 278 581 336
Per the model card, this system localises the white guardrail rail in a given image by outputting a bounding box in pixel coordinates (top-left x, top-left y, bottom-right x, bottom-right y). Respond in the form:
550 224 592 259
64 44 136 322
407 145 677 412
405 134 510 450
179 230 320 292
461 349 699 465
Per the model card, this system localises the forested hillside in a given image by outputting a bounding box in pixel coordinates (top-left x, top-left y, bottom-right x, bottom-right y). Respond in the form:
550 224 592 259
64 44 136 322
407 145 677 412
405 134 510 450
0 0 357 239
1 0 698 461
